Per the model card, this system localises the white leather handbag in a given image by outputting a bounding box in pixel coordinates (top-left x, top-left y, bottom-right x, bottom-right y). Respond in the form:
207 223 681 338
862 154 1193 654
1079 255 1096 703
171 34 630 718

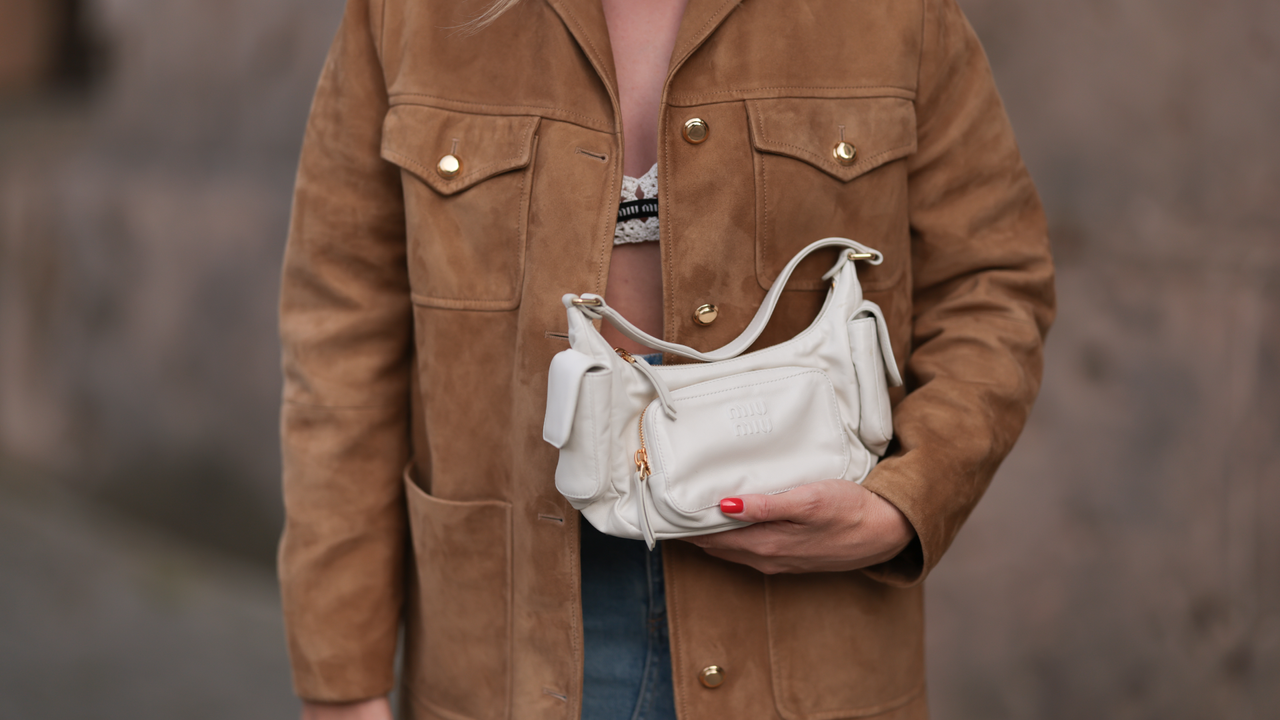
543 238 902 548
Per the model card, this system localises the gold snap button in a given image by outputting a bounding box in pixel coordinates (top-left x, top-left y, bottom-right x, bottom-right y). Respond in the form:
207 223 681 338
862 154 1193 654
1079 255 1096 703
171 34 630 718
833 141 857 166
436 154 461 178
699 665 726 689
693 303 719 326
682 118 710 144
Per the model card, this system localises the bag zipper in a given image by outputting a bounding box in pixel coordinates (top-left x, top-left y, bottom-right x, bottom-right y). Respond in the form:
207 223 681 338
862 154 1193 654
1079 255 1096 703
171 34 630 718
635 406 651 480
615 347 653 479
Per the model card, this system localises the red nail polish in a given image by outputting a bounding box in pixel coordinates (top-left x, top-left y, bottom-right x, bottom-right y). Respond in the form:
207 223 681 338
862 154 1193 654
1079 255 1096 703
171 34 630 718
720 498 744 514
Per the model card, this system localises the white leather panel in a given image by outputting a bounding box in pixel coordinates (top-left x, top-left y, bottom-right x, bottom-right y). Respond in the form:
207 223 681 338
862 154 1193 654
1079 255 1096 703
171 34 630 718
542 349 605 449
645 367 850 514
849 316 894 455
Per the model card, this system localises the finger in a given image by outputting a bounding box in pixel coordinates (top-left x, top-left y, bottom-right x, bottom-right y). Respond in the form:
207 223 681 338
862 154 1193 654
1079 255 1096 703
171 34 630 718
719 484 820 523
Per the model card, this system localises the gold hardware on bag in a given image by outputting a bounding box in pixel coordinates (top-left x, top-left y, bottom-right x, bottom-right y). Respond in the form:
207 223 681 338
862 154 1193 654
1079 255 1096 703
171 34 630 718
635 406 652 480
572 297 603 307
847 251 876 261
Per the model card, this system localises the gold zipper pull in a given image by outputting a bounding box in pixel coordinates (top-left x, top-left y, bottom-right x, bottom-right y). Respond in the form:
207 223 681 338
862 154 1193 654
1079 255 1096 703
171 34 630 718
614 347 637 364
634 448 651 480
635 405 652 480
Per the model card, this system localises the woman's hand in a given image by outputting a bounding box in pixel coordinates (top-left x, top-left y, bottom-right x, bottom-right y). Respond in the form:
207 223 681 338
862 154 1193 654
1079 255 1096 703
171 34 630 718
683 479 915 574
301 698 392 720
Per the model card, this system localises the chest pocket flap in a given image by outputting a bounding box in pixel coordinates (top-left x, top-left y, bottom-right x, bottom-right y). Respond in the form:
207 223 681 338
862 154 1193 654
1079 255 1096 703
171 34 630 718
381 104 540 195
381 103 541 310
746 96 916 181
746 96 916 293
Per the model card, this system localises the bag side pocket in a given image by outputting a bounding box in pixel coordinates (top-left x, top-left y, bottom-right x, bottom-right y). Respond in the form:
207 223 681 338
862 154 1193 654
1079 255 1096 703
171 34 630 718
546 351 613 505
848 304 900 456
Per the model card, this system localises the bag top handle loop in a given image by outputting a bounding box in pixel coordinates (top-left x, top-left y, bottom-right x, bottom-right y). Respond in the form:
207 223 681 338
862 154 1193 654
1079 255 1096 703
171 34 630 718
564 237 881 363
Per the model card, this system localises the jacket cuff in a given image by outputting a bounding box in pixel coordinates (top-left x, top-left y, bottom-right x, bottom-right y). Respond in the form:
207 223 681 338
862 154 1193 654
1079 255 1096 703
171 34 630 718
861 535 925 587
859 463 937 588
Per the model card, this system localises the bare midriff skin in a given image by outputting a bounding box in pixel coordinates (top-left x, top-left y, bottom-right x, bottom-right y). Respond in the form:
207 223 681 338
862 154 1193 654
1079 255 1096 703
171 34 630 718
598 0 685 354
303 1 911 716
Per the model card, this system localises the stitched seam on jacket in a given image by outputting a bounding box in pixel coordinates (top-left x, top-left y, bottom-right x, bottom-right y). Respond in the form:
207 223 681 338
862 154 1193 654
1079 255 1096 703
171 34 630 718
752 102 915 177
786 684 926 720
510 134 533 304
389 93 610 131
383 148 525 196
757 141 915 178
661 96 676 344
915 0 927 105
409 294 519 310
383 116 534 194
669 85 915 105
757 107 772 294
375 0 387 64
503 504 513 718
594 138 617 299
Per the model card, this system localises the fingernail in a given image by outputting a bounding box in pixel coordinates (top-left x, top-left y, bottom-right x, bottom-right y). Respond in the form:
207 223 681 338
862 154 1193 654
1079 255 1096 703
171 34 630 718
720 498 744 514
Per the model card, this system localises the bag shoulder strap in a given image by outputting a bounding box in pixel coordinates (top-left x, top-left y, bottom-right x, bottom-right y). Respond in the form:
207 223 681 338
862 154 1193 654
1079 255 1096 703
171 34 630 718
567 237 883 363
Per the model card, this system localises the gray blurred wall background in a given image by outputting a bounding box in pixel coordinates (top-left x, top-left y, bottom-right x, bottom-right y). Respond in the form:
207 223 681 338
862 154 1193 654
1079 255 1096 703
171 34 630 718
0 0 1276 718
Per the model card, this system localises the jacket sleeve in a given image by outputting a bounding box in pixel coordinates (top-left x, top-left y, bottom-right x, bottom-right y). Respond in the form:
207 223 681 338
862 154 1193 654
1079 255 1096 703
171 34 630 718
277 0 412 701
861 0 1056 586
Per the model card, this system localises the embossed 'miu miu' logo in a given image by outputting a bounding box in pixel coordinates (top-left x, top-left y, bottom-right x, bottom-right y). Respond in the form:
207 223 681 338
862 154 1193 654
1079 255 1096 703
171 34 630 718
727 402 772 437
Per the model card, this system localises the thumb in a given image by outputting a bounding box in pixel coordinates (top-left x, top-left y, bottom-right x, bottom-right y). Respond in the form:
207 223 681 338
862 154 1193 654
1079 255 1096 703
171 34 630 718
719 488 808 523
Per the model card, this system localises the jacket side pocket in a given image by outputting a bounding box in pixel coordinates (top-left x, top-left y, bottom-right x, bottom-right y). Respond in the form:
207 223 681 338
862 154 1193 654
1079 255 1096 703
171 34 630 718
402 465 511 720
767 573 925 719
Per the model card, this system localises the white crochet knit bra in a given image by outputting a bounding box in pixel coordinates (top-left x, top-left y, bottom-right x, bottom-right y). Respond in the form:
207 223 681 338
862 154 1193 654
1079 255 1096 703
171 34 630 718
614 163 659 245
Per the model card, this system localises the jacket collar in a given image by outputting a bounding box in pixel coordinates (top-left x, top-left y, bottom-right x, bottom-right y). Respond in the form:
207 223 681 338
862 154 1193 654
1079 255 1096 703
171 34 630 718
543 0 743 128
669 0 741 78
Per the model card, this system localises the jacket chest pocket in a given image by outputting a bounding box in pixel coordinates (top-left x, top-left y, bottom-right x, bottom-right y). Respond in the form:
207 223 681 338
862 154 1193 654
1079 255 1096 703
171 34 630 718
747 96 916 293
382 104 540 311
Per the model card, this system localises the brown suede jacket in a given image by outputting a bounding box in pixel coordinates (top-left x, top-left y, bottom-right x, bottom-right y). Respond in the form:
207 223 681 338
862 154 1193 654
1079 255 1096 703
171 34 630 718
277 0 1055 717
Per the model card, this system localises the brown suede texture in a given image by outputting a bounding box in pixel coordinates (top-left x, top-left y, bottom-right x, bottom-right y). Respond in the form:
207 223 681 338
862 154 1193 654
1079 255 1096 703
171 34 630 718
277 0 1055 717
